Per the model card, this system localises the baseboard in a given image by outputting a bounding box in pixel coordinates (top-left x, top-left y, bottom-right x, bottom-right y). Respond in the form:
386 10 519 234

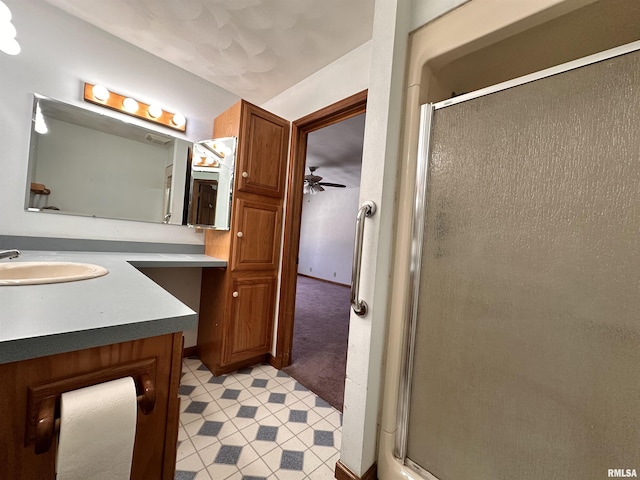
182 346 198 358
335 460 377 480
298 273 350 288
207 354 269 376
268 353 283 370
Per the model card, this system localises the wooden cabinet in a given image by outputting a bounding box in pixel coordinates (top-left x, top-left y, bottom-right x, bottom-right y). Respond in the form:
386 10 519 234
198 100 289 375
231 198 282 271
224 275 277 364
215 100 289 198
0 333 183 480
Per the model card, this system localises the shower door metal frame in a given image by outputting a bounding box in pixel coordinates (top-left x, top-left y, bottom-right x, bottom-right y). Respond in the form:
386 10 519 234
394 38 640 476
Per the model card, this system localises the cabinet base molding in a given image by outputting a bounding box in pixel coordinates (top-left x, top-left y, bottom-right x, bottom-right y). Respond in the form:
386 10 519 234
204 354 268 376
335 460 377 480
182 346 198 358
268 353 283 370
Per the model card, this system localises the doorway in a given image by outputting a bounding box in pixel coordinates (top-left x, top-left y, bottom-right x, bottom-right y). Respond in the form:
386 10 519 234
282 112 365 410
273 91 367 408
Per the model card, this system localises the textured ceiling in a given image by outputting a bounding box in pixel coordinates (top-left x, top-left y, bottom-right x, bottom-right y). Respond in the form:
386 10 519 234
43 0 375 104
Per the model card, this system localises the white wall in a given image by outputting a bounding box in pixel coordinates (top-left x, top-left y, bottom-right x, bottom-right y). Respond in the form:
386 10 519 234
0 0 239 244
298 188 360 285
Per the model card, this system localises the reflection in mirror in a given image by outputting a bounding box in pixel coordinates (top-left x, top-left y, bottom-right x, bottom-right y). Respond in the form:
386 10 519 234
26 94 190 225
187 137 236 230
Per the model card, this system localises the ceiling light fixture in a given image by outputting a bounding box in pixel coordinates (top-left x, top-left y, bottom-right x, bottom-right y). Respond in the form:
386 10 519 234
171 112 186 128
148 103 162 118
122 97 139 113
83 82 186 133
0 1 20 56
91 84 110 101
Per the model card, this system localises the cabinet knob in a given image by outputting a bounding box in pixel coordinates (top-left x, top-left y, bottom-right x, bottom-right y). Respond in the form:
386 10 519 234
241 171 249 178
237 231 243 238
232 291 239 298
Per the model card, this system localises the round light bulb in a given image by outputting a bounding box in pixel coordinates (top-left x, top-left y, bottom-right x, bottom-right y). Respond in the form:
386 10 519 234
92 84 110 101
123 97 139 113
172 112 186 127
3 21 16 39
0 1 12 23
0 36 20 55
148 104 162 118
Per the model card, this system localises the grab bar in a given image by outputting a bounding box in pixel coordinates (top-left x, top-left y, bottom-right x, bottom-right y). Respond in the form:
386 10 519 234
351 200 376 317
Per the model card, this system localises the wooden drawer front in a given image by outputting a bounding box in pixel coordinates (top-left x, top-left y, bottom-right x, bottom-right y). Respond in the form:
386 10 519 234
224 275 276 364
231 198 282 271
237 104 289 198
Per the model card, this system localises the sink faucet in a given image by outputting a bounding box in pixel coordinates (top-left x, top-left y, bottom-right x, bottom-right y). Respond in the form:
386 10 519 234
0 249 20 260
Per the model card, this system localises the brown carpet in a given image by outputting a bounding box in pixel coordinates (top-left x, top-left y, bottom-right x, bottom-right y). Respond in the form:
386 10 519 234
282 275 350 411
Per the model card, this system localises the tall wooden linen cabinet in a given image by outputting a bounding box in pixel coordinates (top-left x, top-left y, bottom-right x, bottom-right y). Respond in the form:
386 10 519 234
198 100 290 375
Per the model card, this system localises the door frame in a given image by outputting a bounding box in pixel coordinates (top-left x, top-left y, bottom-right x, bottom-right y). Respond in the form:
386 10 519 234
271 90 368 368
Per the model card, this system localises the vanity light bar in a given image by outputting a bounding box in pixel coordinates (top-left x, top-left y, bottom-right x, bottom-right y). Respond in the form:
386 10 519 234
83 83 186 133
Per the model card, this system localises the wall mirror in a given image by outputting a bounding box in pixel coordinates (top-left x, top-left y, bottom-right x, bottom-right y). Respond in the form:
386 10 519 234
187 137 236 230
26 94 193 225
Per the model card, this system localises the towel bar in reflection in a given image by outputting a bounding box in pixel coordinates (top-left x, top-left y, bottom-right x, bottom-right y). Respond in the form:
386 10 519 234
25 358 157 455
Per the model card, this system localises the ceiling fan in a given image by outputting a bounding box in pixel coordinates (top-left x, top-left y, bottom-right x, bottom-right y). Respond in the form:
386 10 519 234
303 166 346 195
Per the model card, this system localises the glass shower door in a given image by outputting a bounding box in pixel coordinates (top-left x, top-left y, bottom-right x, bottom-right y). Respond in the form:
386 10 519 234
405 46 640 480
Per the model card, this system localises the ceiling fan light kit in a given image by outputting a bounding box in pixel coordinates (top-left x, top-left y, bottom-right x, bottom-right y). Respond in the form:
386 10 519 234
303 166 346 195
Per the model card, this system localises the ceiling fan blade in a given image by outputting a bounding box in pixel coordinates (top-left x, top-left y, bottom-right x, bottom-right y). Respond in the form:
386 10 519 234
318 182 346 188
304 174 323 182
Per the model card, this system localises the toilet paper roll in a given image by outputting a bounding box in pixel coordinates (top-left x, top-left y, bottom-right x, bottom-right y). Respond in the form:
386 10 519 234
56 376 138 480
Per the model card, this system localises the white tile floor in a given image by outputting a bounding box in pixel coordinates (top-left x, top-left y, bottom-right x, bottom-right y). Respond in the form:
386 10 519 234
176 357 342 480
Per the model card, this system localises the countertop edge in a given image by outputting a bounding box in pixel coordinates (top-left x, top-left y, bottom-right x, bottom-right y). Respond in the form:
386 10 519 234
0 250 226 365
0 313 197 364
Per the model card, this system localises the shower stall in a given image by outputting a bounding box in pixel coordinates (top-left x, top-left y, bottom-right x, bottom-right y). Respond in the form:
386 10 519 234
381 32 640 480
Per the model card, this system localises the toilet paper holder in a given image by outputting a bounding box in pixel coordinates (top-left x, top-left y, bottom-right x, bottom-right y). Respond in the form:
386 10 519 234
25 358 157 455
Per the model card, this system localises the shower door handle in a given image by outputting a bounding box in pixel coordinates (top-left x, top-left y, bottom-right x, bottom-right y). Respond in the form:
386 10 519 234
351 200 376 317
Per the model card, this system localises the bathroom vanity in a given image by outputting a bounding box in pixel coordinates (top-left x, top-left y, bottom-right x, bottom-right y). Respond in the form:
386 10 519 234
0 250 225 479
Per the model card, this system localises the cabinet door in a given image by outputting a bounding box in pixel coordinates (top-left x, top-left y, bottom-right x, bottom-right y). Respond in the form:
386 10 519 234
231 197 282 271
223 275 276 364
237 102 289 198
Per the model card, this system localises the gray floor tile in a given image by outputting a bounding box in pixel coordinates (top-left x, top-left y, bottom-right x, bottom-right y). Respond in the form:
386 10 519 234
198 421 224 437
214 445 243 465
268 392 286 404
256 425 278 441
175 471 197 480
179 385 196 396
185 401 208 414
251 378 268 388
237 405 258 418
208 375 227 385
289 410 307 423
221 389 241 400
313 430 334 447
280 450 304 471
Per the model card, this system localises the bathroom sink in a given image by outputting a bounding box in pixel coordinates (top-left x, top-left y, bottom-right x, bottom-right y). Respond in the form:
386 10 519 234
0 262 109 286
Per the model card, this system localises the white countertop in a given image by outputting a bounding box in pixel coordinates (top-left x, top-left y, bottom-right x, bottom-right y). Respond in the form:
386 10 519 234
0 250 226 364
